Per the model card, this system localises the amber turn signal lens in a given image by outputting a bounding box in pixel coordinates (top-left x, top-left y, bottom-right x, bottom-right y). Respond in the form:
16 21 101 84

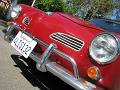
87 66 100 80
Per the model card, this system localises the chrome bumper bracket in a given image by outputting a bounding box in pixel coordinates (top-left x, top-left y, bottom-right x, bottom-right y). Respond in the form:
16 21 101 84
36 43 56 72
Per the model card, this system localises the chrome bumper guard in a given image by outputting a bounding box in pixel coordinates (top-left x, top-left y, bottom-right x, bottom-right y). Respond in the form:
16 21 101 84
4 23 104 90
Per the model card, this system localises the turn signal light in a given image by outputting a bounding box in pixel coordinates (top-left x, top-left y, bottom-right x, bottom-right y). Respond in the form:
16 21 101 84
87 66 101 80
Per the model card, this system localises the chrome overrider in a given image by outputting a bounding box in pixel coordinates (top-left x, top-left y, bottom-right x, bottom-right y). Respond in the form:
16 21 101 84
4 23 104 90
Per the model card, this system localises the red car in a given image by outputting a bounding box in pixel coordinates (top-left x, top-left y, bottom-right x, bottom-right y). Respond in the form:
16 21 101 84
4 3 120 90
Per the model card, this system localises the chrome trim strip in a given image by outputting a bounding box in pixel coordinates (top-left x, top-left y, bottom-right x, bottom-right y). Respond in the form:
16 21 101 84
36 43 57 72
4 24 15 42
53 49 79 79
46 62 89 90
40 44 56 65
46 62 104 90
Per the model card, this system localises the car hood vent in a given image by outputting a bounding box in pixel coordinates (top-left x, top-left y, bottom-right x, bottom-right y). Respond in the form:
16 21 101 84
50 32 84 51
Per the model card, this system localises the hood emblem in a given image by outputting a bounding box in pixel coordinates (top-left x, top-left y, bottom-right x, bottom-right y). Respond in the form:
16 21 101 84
22 17 30 25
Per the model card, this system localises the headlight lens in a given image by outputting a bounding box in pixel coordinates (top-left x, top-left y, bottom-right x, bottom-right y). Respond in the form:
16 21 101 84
89 33 119 65
11 5 21 19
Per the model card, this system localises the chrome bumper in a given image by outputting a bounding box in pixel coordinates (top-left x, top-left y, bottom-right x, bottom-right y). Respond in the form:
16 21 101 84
4 23 104 90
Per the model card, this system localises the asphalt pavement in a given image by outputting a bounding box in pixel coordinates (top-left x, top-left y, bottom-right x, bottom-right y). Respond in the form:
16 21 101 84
0 22 41 90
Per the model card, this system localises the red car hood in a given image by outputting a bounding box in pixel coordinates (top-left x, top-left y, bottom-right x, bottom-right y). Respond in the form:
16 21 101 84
15 5 105 58
30 12 105 47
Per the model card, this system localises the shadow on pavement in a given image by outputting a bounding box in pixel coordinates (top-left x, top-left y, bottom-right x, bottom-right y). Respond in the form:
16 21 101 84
0 20 7 33
11 54 75 90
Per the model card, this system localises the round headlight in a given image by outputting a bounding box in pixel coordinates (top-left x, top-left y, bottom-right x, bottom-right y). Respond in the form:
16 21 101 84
11 5 21 19
89 33 119 65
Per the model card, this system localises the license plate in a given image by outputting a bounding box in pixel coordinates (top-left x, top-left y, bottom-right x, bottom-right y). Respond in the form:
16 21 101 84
11 31 37 58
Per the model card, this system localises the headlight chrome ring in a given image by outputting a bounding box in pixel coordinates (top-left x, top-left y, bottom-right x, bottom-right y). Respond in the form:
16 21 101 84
89 33 119 65
6 0 18 20
10 5 21 19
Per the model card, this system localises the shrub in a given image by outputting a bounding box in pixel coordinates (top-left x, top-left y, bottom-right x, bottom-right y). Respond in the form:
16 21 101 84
34 0 72 14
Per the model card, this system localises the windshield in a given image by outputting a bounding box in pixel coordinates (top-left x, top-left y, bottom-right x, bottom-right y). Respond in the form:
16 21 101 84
90 19 120 33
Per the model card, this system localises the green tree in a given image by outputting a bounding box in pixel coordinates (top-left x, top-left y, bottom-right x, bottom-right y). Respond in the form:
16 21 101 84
33 0 117 21
113 1 120 8
34 0 72 13
72 0 114 20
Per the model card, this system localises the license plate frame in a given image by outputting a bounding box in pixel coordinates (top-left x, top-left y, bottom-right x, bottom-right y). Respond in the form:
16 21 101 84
11 31 37 58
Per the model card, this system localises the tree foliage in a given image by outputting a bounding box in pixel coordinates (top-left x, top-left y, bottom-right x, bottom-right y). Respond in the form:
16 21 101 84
34 0 72 13
33 0 120 20
114 1 120 8
72 0 114 20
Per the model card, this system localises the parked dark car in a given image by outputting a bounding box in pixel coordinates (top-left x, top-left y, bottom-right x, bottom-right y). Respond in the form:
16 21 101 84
90 18 120 33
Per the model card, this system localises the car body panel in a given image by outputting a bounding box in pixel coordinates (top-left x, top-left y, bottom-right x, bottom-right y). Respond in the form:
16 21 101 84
7 4 120 90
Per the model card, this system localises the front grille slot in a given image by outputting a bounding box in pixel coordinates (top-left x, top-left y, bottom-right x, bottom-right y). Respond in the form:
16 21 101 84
50 32 84 51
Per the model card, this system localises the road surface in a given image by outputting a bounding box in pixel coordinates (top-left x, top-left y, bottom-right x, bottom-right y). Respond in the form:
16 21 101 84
0 23 41 90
